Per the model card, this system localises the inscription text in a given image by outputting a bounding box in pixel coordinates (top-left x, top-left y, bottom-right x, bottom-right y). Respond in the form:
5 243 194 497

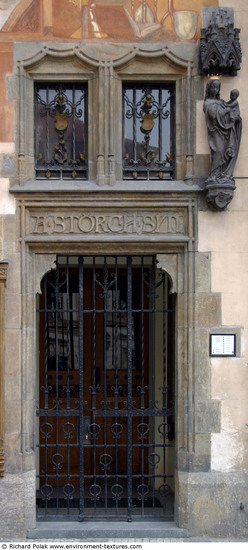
30 212 186 236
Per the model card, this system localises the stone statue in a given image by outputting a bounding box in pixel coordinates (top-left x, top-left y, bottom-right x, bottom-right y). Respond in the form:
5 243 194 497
203 78 242 210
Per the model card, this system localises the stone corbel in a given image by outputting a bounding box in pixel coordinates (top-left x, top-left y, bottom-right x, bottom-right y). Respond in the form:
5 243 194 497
0 262 8 477
205 177 236 211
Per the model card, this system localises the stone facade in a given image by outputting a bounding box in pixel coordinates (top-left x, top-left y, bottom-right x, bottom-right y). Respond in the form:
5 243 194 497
0 0 248 541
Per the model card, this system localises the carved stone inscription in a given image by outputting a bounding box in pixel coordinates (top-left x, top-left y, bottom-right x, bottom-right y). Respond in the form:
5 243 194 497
29 211 186 237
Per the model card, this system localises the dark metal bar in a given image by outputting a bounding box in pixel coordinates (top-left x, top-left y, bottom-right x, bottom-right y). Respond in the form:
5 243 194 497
92 257 97 514
159 86 163 164
43 274 49 515
46 85 49 164
103 258 108 515
127 256 133 522
72 86 76 163
151 257 156 511
113 256 120 514
133 86 137 163
78 256 85 521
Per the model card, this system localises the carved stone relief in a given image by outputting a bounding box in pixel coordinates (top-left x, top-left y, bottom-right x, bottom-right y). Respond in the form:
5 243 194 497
203 77 242 211
199 7 242 76
29 210 186 237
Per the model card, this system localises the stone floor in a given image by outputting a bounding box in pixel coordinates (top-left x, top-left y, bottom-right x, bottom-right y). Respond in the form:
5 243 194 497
26 522 248 542
27 521 187 540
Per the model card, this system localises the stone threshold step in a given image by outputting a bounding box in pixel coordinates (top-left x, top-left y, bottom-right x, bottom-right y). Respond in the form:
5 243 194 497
28 521 188 540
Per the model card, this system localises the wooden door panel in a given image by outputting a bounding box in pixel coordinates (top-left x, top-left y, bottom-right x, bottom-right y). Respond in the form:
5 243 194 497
39 265 149 486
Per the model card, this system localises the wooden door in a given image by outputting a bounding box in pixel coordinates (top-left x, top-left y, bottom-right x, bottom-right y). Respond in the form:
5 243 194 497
37 255 174 520
39 265 149 487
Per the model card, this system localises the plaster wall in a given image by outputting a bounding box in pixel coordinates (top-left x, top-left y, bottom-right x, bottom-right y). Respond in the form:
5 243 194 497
198 0 248 475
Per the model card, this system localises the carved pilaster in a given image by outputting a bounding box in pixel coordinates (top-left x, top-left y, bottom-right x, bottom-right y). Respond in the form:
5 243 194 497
96 65 106 186
0 262 8 477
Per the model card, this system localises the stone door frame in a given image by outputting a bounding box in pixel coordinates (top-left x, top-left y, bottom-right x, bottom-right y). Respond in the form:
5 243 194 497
13 188 209 528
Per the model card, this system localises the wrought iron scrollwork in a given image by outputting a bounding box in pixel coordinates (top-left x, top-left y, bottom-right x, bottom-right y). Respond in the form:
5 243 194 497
123 84 174 180
40 483 53 501
36 255 175 521
111 484 124 501
63 483 75 500
35 83 87 180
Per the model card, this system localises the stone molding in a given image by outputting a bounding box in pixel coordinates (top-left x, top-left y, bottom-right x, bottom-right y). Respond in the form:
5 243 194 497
0 262 8 477
16 191 203 478
15 191 198 253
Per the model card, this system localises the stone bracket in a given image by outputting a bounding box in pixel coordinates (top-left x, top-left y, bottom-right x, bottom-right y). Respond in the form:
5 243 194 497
205 177 236 211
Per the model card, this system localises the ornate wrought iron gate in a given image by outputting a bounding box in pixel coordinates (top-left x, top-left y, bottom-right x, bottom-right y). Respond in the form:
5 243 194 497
36 255 175 520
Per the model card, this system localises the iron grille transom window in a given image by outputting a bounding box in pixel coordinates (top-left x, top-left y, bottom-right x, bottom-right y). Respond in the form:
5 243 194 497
35 83 88 180
123 83 175 180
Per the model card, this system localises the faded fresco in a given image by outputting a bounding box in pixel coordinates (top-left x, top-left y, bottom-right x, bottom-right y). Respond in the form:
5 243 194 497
0 0 218 42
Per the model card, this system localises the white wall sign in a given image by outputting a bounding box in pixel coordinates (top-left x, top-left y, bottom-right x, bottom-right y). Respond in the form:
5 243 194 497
210 334 236 357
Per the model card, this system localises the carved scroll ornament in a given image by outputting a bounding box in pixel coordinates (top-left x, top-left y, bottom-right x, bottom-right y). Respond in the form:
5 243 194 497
203 78 242 211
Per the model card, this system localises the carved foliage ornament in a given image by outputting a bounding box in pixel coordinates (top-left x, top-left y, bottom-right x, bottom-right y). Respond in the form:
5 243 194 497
199 7 242 76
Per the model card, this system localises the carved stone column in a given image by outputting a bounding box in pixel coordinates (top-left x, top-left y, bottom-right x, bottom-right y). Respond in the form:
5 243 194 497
0 262 8 477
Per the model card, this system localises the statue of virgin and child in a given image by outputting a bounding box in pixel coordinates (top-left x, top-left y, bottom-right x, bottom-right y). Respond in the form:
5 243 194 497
203 78 242 185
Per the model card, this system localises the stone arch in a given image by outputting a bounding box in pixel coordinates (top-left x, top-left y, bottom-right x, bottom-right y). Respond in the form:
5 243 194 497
156 253 179 295
35 254 56 295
